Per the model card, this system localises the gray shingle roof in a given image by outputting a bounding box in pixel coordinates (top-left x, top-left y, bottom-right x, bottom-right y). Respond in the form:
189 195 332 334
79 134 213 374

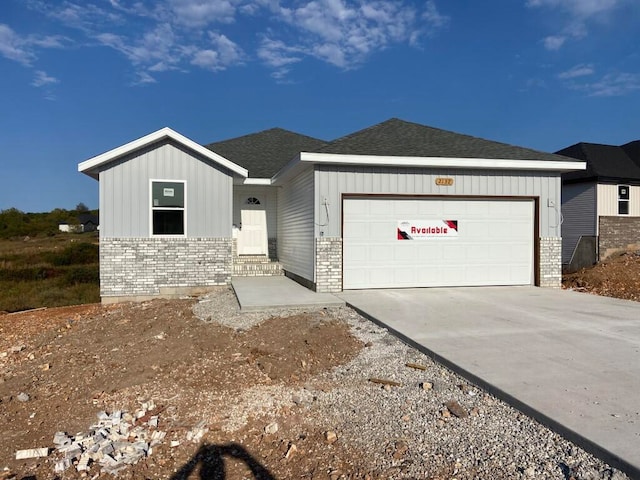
556 142 640 183
318 118 578 163
205 128 326 178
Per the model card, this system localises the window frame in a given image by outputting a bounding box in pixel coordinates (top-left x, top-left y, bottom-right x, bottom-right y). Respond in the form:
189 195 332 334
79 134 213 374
149 179 187 237
618 184 630 216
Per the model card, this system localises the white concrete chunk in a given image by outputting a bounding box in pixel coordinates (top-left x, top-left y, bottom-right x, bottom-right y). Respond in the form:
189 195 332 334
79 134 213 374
15 448 49 459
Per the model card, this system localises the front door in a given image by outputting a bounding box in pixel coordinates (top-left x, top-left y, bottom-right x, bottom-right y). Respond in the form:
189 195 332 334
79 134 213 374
238 198 268 255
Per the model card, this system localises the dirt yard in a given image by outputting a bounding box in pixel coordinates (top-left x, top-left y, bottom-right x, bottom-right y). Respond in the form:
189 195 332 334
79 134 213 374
0 284 631 480
0 295 372 479
563 251 640 301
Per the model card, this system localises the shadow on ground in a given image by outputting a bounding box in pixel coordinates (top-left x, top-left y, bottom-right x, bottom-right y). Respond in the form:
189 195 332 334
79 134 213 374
170 443 276 480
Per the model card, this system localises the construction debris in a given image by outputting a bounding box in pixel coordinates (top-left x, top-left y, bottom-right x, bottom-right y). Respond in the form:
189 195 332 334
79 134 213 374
16 392 30 402
186 420 208 443
51 402 166 475
15 448 49 460
405 362 427 371
369 378 401 387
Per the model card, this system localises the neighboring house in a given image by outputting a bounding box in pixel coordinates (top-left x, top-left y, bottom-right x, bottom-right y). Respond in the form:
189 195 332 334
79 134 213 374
58 223 82 233
78 118 584 303
557 141 640 270
58 214 99 233
78 213 99 232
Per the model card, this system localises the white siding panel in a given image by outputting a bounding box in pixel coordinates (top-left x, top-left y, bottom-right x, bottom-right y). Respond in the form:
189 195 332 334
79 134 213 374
99 141 233 238
277 168 314 282
597 184 640 217
315 166 561 238
561 182 597 264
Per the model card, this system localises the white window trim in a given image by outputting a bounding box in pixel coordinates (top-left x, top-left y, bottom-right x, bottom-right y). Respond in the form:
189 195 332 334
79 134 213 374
149 179 187 237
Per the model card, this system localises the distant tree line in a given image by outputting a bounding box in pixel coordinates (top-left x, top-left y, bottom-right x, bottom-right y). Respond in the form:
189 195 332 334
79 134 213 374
0 204 98 239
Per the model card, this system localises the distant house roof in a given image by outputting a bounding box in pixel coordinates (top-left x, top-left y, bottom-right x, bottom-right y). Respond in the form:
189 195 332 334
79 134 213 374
622 140 640 165
556 141 640 183
78 213 99 225
205 128 326 178
318 118 578 163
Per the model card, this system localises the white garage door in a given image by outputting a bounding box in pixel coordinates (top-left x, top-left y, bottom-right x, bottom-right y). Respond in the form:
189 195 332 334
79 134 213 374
343 197 534 289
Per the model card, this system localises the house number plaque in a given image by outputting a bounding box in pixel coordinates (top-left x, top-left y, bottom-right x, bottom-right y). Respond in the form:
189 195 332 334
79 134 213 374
435 177 454 186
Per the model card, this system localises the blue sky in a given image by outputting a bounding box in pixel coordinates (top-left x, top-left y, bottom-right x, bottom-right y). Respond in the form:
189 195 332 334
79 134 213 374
1 0 638 212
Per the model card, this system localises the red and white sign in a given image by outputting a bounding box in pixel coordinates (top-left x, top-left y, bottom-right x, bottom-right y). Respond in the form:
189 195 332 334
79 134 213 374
397 220 458 240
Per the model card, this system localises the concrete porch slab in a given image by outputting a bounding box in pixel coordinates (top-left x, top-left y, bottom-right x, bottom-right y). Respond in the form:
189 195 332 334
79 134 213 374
231 276 345 311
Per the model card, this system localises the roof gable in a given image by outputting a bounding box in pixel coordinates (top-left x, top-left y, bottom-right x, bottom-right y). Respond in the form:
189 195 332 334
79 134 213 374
205 128 326 178
318 118 577 163
557 141 640 183
78 127 248 179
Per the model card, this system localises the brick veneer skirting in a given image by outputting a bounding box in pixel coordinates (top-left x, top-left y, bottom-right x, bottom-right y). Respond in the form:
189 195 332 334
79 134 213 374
315 237 342 293
599 216 640 260
539 237 562 288
100 237 232 298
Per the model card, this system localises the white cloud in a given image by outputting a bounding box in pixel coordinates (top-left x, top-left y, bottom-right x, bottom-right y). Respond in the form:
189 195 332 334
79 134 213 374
0 22 68 97
191 33 243 70
260 0 447 71
528 0 627 50
558 63 594 79
543 35 566 50
526 0 622 17
133 70 157 85
168 0 237 27
258 37 303 68
97 23 179 67
32 70 59 87
576 72 640 96
20 0 449 83
27 0 123 32
0 24 36 65
422 0 449 29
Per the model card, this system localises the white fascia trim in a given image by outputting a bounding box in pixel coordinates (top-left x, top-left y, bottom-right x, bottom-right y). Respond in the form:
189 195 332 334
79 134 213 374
78 127 248 177
243 178 272 185
299 152 586 172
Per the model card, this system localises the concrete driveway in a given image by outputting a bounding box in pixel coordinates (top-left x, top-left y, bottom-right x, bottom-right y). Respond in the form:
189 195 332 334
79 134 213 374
338 287 640 478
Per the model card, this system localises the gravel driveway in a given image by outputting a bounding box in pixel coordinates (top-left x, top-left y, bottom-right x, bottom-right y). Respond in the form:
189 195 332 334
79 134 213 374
193 289 629 480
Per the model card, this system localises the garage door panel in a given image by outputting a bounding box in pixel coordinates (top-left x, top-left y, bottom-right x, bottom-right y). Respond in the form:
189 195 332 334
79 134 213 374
343 197 534 289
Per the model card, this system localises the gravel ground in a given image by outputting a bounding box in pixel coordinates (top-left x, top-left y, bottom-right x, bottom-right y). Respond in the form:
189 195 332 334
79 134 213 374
194 291 630 480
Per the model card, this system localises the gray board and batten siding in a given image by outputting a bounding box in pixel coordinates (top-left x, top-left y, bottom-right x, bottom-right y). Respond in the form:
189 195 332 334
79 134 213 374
313 165 563 239
277 167 315 283
561 182 597 264
99 140 233 238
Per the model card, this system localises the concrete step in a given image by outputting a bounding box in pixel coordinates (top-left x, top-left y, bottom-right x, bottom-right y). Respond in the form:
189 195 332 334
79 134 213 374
234 255 275 264
233 260 284 277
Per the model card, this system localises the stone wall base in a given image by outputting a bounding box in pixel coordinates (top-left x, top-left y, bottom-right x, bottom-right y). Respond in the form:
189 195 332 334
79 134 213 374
539 237 562 288
315 237 342 293
100 237 232 298
599 216 640 260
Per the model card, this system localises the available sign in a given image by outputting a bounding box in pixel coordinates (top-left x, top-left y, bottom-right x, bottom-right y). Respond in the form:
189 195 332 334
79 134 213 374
397 220 458 240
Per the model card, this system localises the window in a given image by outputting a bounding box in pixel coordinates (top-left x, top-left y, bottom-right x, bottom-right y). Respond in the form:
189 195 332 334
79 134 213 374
151 181 185 235
618 185 630 215
246 197 261 205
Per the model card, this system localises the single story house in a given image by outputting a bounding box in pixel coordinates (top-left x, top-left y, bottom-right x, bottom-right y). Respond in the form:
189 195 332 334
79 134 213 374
557 140 640 270
58 213 99 233
78 118 584 303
